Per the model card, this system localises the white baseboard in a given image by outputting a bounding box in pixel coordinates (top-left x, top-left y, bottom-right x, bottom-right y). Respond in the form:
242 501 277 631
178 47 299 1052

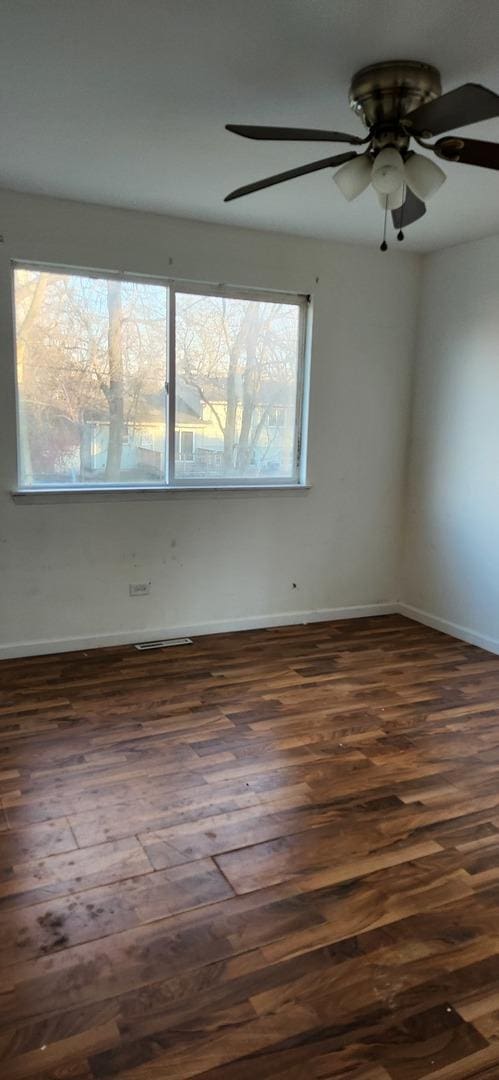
397 602 499 656
0 602 398 660
5 601 498 661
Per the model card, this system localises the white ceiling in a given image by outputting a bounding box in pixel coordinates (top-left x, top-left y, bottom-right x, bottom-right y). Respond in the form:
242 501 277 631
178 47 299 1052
2 0 499 252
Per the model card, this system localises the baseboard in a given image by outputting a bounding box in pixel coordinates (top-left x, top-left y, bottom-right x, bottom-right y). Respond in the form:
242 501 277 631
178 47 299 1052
397 602 499 656
0 602 397 660
6 601 498 662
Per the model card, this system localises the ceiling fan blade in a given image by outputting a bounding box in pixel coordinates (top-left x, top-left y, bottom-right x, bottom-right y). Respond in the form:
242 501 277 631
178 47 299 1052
435 135 499 170
391 186 426 228
226 124 365 146
404 83 499 137
224 151 358 202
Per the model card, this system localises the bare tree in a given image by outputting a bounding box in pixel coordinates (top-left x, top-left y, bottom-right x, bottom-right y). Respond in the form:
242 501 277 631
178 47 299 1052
14 271 296 485
15 270 166 482
104 280 124 480
15 275 49 483
177 295 297 475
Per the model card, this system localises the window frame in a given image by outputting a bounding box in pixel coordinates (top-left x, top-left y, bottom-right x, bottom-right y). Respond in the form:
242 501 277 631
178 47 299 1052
12 261 311 494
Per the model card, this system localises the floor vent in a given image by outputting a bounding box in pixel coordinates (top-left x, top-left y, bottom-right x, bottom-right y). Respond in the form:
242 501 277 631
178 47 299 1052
134 637 192 651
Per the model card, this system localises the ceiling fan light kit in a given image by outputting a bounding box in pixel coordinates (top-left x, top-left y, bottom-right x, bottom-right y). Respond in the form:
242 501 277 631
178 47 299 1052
225 60 499 250
376 188 405 211
371 147 406 194
333 153 371 200
404 152 446 201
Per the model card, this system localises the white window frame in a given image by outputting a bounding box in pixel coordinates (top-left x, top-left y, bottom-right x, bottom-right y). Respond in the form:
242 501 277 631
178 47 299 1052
12 261 311 495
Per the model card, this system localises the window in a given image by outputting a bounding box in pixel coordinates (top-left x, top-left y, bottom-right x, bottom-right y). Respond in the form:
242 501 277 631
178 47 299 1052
13 265 308 490
175 430 195 462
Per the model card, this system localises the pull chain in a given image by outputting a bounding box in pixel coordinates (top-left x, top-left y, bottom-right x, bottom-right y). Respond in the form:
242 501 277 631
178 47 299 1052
380 197 388 252
397 184 405 242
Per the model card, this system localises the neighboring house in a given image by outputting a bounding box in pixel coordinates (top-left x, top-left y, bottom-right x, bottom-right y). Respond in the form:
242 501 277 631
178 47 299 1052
176 375 296 479
85 386 206 480
28 377 295 482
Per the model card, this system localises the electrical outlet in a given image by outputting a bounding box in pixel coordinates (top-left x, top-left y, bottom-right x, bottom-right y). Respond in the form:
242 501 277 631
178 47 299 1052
129 583 151 597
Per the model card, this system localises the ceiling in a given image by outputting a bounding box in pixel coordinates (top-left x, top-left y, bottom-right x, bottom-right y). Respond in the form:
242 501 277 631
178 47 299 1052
2 0 499 252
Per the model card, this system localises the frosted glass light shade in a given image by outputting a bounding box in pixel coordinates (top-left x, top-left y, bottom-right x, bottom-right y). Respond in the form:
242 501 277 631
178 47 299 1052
376 187 405 210
333 154 372 201
371 148 405 195
404 153 446 201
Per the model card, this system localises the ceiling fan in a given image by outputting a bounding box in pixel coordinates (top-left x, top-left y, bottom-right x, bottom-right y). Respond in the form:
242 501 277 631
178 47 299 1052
224 61 499 248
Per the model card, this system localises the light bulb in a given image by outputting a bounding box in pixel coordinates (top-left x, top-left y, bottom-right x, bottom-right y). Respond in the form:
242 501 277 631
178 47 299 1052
333 154 372 201
404 153 446 201
371 148 405 195
376 187 405 210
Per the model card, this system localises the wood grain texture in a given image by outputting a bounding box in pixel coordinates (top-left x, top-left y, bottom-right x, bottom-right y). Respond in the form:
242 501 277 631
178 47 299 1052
2 614 499 1077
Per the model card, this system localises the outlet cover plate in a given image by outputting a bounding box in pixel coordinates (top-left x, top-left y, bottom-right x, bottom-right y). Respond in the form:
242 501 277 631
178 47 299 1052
129 583 151 597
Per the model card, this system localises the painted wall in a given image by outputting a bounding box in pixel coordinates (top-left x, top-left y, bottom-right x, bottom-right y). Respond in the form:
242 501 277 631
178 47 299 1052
0 189 420 656
402 235 499 650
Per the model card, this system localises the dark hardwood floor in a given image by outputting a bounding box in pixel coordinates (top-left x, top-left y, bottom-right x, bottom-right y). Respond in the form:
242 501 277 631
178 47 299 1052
2 615 499 1078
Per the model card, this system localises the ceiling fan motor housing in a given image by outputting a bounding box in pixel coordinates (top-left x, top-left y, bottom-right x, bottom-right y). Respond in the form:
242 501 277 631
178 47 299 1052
349 61 442 132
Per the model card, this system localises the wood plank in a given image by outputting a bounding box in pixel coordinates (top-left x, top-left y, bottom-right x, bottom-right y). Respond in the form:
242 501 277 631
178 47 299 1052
0 836 152 909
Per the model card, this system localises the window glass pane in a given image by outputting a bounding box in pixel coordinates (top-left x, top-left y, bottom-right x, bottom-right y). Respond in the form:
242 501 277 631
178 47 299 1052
14 268 167 487
175 293 301 482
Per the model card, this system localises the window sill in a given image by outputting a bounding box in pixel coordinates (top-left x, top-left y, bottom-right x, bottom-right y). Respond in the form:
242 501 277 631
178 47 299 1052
11 484 311 505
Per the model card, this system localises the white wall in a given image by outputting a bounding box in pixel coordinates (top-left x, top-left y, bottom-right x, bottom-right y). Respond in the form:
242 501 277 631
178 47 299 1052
0 189 420 656
402 235 499 651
